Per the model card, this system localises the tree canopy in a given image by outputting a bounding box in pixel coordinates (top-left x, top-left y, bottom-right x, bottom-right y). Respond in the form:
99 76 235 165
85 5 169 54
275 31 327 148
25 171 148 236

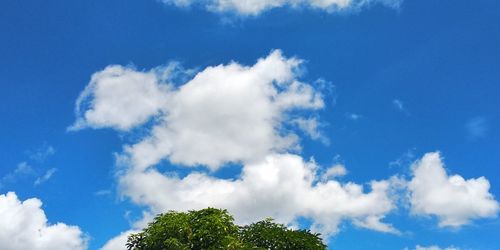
126 208 327 250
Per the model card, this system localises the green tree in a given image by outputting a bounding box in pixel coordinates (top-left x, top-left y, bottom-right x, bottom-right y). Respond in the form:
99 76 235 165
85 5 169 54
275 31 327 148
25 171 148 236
240 218 326 250
126 208 327 250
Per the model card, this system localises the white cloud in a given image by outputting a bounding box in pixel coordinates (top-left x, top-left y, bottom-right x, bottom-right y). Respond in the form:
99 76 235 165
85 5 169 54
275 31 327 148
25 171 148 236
0 192 87 250
71 51 403 249
408 152 499 227
160 0 403 16
119 154 398 237
392 98 409 113
0 162 34 189
72 51 499 248
27 144 56 162
12 161 34 175
389 148 416 168
70 65 171 131
393 99 403 109
346 112 362 121
1 146 58 189
34 168 57 186
100 230 139 250
292 117 328 143
75 50 324 170
321 164 347 180
465 116 488 140
1 145 58 189
94 189 112 196
413 245 460 250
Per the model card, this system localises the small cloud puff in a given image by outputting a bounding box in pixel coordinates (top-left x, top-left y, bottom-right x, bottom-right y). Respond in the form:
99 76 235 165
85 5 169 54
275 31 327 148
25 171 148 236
408 152 499 227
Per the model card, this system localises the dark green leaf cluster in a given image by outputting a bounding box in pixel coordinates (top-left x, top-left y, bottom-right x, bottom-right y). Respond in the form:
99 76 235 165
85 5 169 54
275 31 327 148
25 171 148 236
126 208 327 250
240 218 326 250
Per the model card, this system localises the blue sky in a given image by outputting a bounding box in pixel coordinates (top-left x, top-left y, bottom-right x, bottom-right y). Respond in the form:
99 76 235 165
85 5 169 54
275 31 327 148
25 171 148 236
1 1 500 250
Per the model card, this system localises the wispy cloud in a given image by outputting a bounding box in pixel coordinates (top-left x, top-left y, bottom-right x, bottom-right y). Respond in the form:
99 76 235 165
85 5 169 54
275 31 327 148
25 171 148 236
465 116 488 140
393 99 410 115
346 113 363 121
26 144 55 162
389 148 416 168
1 144 58 189
409 245 460 250
160 0 403 16
94 189 112 196
34 168 57 186
0 162 34 189
13 161 34 175
292 117 330 144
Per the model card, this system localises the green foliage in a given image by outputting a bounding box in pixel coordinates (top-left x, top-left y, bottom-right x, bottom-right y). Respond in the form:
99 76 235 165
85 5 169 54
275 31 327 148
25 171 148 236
127 208 327 250
240 218 326 250
188 208 241 249
126 211 191 250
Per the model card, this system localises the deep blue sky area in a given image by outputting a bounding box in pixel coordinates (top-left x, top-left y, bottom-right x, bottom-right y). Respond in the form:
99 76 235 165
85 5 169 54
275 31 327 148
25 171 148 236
1 1 499 249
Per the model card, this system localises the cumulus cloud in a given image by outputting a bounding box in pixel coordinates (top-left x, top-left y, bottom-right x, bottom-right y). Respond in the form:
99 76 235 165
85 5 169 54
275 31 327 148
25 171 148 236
0 192 87 250
71 51 497 249
160 0 403 16
408 152 499 227
70 65 171 131
73 51 403 249
100 154 398 249
119 154 398 237
75 50 324 170
100 230 139 250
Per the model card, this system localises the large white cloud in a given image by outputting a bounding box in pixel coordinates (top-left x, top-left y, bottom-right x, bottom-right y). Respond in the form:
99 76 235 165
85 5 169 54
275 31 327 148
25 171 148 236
161 0 403 16
75 50 324 170
0 192 87 250
77 51 400 250
101 154 399 249
72 51 499 249
100 154 398 250
70 65 171 131
408 152 499 227
119 154 398 236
